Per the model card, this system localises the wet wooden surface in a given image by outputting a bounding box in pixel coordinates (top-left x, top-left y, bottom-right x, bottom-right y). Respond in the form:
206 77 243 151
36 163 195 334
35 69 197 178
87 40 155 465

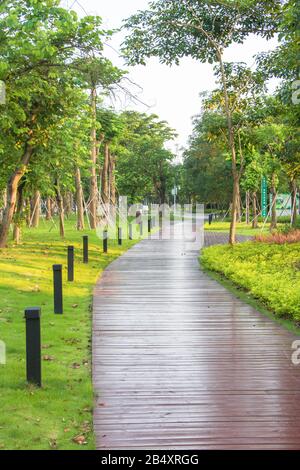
93 222 300 450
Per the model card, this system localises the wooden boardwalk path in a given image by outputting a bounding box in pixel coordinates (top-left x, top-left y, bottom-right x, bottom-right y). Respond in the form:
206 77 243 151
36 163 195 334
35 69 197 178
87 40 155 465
93 222 300 450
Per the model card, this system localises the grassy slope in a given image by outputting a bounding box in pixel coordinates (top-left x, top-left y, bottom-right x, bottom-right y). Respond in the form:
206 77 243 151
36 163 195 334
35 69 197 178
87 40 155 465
204 220 276 236
201 241 300 325
0 217 140 450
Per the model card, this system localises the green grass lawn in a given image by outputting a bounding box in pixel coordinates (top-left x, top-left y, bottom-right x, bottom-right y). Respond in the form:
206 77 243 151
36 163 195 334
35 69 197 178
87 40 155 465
0 217 141 450
204 220 286 237
201 241 300 325
204 215 299 237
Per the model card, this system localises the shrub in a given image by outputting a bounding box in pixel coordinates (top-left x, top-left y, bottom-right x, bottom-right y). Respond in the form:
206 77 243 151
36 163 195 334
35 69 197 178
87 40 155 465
201 241 300 321
255 229 300 244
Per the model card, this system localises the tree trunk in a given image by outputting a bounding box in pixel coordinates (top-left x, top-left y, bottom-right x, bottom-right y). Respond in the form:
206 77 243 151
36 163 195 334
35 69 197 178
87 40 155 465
89 86 98 229
291 178 298 227
25 198 31 226
0 145 33 248
64 192 73 218
109 152 116 207
13 181 25 244
46 197 52 220
270 173 277 231
245 191 250 225
230 174 240 243
236 185 242 222
31 190 40 228
217 51 239 244
75 167 85 231
101 142 110 205
55 182 65 238
252 192 258 229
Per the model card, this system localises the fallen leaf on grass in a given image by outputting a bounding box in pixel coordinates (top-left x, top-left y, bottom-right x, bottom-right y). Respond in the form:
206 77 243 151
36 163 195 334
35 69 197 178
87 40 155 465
72 304 78 308
71 363 81 369
31 285 40 292
43 355 54 361
72 435 87 445
49 439 58 449
81 421 91 433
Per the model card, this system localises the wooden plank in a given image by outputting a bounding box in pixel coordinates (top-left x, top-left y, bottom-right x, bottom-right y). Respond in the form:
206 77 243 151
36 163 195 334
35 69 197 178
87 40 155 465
92 223 300 450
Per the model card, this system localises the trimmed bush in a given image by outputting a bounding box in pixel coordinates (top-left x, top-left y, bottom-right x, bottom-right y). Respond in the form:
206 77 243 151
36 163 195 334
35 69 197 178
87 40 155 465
201 241 300 321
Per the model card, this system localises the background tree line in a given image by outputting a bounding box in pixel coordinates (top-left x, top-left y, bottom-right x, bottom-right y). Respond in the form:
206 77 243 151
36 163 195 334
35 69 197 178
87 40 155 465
0 0 177 247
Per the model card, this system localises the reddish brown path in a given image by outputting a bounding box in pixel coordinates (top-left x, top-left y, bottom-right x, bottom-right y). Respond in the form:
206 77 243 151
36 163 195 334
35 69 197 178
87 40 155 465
93 223 300 450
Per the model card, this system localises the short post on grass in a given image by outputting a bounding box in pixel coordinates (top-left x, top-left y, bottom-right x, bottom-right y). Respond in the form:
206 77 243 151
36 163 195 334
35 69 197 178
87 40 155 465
118 227 122 246
103 230 108 253
53 264 63 314
67 246 74 282
83 235 88 264
25 307 42 387
129 223 133 240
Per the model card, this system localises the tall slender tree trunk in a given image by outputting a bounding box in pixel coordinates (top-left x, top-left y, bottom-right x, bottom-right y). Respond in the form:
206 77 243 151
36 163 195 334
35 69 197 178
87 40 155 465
109 152 116 207
13 181 25 244
291 178 298 227
245 191 250 225
89 86 98 229
1 189 7 223
236 185 242 222
75 167 85 231
55 182 65 238
270 173 277 231
64 192 73 218
31 190 40 228
101 142 110 205
217 51 239 244
0 145 33 248
252 192 258 229
25 198 31 226
46 197 52 221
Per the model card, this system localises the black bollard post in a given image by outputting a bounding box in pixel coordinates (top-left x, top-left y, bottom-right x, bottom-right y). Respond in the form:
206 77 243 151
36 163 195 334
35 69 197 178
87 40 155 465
159 211 163 239
53 264 63 314
103 230 108 253
148 217 151 233
83 236 88 264
129 223 133 240
118 227 122 246
67 246 74 282
25 307 42 387
192 214 196 232
209 214 213 225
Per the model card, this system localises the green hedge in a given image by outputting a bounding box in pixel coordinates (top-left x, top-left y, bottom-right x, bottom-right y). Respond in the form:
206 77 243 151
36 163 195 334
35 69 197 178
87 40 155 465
201 242 300 321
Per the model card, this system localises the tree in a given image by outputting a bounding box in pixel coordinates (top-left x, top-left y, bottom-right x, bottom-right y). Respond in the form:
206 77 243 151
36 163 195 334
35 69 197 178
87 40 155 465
116 112 176 204
122 0 283 243
74 58 125 227
0 0 106 247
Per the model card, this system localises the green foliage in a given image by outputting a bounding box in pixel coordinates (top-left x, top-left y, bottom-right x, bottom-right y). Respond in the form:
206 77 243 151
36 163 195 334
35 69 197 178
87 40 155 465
115 111 177 203
0 216 137 449
122 0 282 66
202 241 300 320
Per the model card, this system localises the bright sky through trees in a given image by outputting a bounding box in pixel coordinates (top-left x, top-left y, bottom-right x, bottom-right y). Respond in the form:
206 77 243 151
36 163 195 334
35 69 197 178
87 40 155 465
65 0 279 157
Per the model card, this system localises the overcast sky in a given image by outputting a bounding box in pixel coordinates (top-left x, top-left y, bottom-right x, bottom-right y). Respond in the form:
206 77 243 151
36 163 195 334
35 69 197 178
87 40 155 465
62 0 279 156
